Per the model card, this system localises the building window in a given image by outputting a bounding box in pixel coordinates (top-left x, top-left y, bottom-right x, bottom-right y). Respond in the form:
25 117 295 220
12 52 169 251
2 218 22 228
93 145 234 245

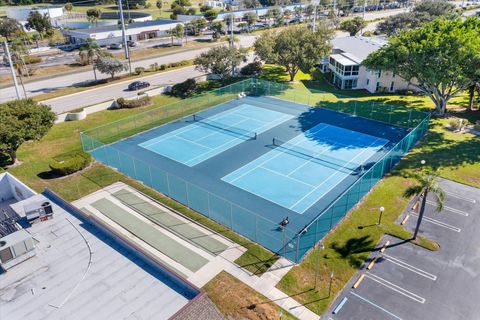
352 65 359 76
376 82 380 91
376 70 382 78
390 81 395 92
366 79 370 85
392 72 396 78
344 79 357 89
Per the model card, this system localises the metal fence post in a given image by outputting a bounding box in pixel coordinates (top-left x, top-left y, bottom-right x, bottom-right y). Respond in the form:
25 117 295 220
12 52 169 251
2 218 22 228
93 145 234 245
295 234 300 262
230 203 233 229
255 215 258 241
354 101 357 116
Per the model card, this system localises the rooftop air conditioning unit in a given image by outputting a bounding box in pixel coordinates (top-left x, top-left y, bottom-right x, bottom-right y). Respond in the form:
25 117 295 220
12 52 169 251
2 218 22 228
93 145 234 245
0 229 36 270
24 201 54 222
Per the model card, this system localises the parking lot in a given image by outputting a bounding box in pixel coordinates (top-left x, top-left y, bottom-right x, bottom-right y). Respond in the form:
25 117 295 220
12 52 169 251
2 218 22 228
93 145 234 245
327 178 480 320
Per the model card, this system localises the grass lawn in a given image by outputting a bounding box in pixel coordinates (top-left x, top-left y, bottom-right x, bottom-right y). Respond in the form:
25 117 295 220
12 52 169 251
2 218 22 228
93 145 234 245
260 66 480 316
204 271 297 320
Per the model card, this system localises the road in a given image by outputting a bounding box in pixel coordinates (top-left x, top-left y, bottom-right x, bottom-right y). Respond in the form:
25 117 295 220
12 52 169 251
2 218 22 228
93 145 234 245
2 7 478 112
45 66 204 114
0 35 256 105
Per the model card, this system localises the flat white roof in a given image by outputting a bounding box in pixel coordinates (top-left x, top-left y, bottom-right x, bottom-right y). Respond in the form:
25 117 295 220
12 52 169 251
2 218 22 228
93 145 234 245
330 53 358 66
0 194 192 320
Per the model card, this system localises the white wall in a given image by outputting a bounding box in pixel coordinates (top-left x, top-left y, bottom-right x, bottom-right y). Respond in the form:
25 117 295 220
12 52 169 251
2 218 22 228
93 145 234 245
0 173 36 202
7 6 64 22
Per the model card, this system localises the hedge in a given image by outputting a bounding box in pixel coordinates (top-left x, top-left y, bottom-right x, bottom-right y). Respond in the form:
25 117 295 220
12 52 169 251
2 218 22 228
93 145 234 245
49 152 92 176
116 96 152 109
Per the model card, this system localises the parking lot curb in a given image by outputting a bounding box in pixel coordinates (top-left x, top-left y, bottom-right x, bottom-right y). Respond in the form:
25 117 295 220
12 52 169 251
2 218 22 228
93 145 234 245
352 274 365 289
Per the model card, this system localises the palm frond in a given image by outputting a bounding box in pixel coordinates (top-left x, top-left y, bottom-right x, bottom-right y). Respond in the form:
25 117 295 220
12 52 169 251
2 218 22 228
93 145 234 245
403 185 423 198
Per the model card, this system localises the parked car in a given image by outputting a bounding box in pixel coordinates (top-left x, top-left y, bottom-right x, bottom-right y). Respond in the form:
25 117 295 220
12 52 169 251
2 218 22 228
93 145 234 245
128 81 150 91
109 43 123 49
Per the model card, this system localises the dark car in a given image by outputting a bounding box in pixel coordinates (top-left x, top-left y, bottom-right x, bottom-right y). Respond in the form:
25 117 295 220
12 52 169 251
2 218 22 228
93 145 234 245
128 81 150 91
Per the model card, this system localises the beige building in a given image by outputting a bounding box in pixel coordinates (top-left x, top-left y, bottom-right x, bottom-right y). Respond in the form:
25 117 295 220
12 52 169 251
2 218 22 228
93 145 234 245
320 36 419 93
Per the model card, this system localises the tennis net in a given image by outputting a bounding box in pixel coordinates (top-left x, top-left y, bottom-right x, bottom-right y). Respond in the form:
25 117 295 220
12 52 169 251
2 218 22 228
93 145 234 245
192 114 257 140
272 138 363 173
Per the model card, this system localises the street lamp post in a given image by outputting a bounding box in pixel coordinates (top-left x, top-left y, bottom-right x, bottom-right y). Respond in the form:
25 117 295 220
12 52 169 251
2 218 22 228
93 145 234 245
314 243 325 290
328 271 334 296
378 206 384 225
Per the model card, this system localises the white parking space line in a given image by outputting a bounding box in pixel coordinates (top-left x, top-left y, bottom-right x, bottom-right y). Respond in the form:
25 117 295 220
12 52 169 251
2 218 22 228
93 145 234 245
426 200 469 216
350 291 403 320
365 273 426 303
410 213 461 232
445 192 476 203
381 253 437 280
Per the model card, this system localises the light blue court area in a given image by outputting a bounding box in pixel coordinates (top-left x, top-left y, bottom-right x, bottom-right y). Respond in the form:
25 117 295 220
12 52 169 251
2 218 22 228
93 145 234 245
139 104 293 167
222 123 389 214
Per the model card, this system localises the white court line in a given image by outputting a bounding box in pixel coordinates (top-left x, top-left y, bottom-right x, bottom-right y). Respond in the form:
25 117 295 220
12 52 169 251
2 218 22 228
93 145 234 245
225 124 331 184
410 213 461 232
259 165 317 188
288 136 386 211
350 291 403 320
365 273 426 303
381 253 437 280
426 200 469 216
445 192 476 203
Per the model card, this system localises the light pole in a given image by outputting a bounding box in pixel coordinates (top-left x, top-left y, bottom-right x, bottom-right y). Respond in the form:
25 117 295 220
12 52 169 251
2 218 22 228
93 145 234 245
314 243 325 290
378 206 384 225
328 271 334 297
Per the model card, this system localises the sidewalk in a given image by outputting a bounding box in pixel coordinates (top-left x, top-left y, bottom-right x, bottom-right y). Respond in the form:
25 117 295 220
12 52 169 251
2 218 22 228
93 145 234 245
225 258 320 320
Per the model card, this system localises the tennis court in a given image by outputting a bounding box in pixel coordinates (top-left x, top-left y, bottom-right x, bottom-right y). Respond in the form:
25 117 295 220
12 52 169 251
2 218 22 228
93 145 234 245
139 104 293 167
222 123 388 214
81 78 430 262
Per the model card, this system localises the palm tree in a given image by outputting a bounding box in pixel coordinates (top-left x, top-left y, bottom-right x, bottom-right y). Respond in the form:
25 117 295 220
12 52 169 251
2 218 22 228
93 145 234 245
79 38 102 81
404 169 445 240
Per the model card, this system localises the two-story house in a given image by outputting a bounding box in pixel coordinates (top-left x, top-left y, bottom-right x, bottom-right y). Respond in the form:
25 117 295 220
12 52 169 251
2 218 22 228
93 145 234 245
320 36 418 93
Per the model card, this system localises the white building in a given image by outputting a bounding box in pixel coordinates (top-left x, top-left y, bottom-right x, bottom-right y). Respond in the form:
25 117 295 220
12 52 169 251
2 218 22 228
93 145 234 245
64 19 184 46
7 6 64 26
320 36 418 93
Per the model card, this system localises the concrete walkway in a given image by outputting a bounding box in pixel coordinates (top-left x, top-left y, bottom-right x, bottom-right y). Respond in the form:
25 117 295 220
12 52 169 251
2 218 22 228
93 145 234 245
225 258 320 320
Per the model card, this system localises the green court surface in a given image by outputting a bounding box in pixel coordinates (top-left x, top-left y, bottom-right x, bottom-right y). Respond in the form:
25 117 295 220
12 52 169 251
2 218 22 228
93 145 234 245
88 198 209 272
112 189 229 255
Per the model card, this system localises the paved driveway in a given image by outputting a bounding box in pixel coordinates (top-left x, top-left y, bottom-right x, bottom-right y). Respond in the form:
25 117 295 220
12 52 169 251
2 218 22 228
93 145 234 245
327 178 480 320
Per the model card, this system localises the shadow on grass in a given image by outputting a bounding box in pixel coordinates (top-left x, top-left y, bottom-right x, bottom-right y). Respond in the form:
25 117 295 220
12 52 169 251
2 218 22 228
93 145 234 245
330 235 375 268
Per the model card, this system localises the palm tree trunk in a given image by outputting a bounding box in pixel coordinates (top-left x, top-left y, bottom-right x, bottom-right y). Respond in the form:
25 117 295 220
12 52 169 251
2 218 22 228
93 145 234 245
413 188 429 240
93 65 97 81
468 83 476 111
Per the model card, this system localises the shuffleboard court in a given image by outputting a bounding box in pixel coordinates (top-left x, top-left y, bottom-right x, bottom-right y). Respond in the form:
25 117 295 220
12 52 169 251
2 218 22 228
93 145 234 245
112 188 229 255
138 104 293 166
89 198 209 272
222 123 388 213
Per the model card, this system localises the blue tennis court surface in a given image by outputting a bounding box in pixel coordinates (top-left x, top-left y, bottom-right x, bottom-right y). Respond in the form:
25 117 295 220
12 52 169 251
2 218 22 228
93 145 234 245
139 104 293 167
222 123 388 213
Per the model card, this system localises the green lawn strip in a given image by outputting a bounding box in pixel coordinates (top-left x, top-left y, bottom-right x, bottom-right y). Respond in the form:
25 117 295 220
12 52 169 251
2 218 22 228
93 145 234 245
276 175 438 315
112 188 229 255
90 197 208 272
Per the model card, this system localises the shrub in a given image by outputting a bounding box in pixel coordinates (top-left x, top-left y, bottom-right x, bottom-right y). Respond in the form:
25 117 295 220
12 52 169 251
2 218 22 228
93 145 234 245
23 55 42 64
150 62 159 71
49 152 92 176
116 96 152 108
168 60 190 68
170 78 197 98
160 64 167 70
135 67 146 75
362 31 373 37
240 61 262 76
448 118 463 131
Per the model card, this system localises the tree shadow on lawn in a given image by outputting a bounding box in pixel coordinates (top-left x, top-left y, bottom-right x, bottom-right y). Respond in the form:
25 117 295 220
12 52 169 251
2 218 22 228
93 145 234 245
330 235 376 268
396 121 480 172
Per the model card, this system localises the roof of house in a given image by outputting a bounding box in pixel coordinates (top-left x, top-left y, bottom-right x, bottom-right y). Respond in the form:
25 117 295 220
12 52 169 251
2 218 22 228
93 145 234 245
71 19 182 34
1 193 192 320
331 36 388 63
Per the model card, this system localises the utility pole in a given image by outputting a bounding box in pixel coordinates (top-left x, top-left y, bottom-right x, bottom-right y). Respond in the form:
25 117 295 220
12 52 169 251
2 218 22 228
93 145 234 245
230 13 234 47
4 40 21 100
118 0 132 74
312 0 319 32
363 0 366 19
